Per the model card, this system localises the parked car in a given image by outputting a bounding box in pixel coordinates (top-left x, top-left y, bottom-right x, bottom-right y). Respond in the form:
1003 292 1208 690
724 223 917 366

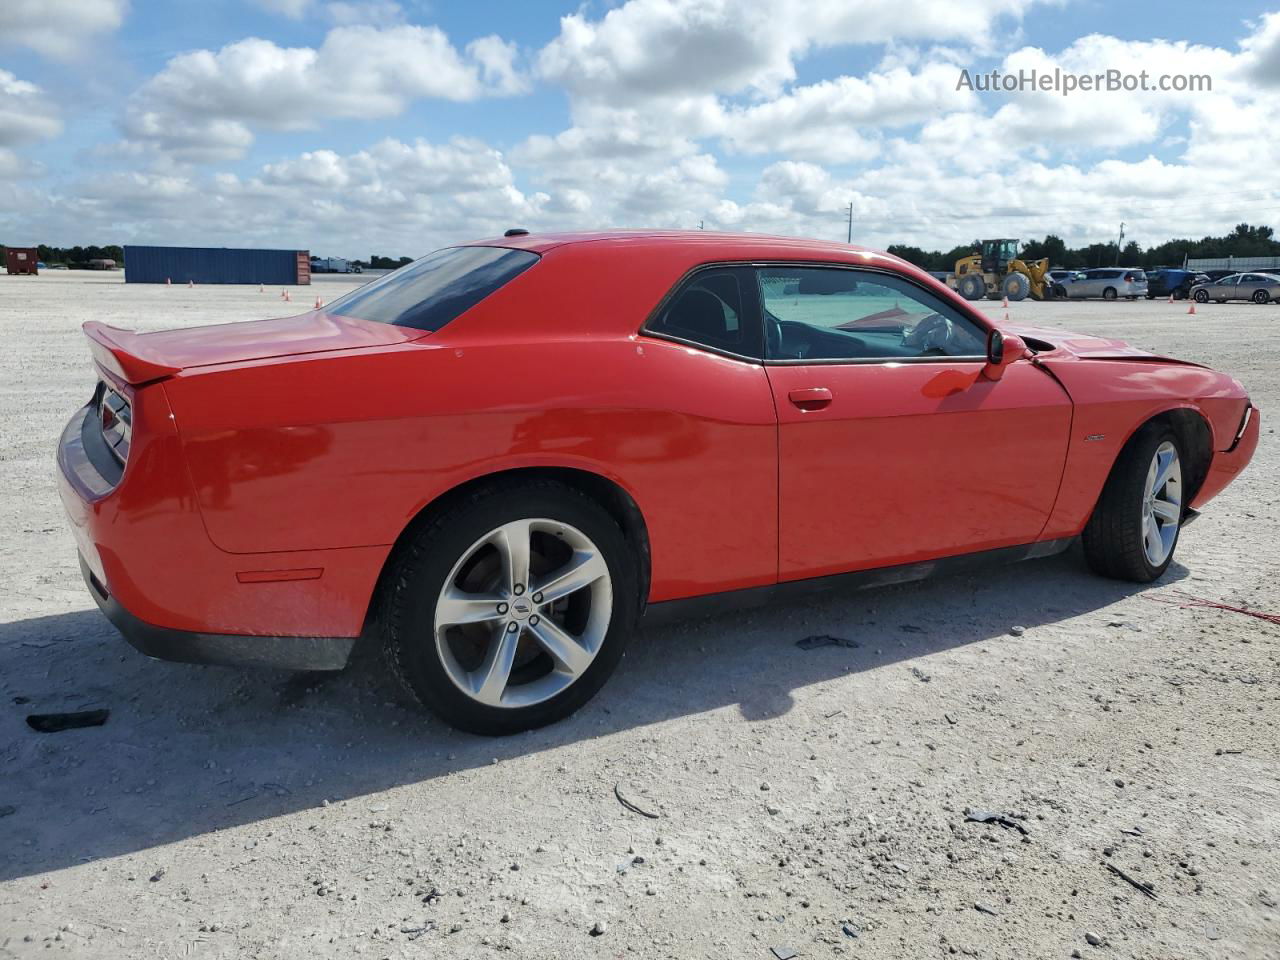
1199 269 1237 282
1190 272 1280 303
1146 268 1208 300
58 231 1258 734
1063 267 1148 300
1048 270 1086 298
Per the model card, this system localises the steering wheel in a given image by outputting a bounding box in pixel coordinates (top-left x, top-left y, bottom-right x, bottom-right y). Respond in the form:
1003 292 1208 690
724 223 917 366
902 313 958 354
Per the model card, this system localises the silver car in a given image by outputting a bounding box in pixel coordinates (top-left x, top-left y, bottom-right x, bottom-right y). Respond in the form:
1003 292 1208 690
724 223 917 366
1190 272 1280 304
1063 267 1148 300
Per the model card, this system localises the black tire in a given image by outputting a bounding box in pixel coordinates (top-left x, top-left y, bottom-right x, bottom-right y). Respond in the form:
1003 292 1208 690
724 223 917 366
1002 272 1031 302
1253 290 1269 304
1194 289 1209 303
957 274 985 301
382 479 640 735
1103 287 1118 300
1082 425 1182 583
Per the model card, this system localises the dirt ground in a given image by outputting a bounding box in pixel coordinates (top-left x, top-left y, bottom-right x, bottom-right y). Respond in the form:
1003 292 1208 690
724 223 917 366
1 272 1277 960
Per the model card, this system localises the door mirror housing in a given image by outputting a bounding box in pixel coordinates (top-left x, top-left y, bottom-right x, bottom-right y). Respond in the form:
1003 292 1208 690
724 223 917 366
982 330 1029 381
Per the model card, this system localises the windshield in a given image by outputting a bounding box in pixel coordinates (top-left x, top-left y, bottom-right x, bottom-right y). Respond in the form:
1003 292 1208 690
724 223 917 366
324 246 539 331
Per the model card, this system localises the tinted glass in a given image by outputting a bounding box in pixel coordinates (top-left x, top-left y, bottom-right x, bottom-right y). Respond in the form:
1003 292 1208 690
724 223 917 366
325 246 538 331
759 267 986 361
648 268 748 353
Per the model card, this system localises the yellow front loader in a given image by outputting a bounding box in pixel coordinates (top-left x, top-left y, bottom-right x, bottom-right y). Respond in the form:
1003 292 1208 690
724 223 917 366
948 239 1054 301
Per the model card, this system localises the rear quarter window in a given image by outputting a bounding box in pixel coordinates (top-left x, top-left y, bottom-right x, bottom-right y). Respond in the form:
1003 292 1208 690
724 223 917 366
325 246 538 331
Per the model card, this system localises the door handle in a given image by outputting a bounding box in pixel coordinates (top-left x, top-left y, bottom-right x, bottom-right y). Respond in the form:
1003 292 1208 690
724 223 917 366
788 387 833 411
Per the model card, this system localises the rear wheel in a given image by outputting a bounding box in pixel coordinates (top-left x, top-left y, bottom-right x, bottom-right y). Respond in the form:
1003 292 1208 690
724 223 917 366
1083 426 1183 582
1194 289 1209 303
1103 287 1118 300
383 480 639 734
1253 289 1270 304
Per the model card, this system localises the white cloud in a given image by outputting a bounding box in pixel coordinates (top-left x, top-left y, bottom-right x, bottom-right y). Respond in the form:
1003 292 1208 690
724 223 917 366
120 25 528 161
538 0 1039 102
0 70 61 179
0 0 128 59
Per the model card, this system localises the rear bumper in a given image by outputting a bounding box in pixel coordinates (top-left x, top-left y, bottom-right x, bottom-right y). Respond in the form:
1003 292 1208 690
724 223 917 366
81 555 355 670
57 393 388 645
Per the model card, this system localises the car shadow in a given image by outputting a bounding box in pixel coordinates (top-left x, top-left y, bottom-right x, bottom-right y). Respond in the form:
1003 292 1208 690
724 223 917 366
0 545 1186 882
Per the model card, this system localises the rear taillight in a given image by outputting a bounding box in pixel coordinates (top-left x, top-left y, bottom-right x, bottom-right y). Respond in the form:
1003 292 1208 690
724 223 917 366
98 383 131 466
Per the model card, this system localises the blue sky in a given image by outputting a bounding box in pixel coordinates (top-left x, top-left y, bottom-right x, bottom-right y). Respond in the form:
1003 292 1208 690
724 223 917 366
3 0 1280 256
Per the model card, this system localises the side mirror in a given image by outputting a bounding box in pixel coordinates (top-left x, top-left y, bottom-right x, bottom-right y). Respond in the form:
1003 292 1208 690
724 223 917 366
982 330 1029 381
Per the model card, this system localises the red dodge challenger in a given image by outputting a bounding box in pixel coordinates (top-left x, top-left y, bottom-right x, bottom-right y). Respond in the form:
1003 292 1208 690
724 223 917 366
57 231 1259 734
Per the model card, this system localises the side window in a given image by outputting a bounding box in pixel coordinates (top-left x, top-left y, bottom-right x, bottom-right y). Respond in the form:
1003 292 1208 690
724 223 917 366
648 268 753 355
759 267 987 362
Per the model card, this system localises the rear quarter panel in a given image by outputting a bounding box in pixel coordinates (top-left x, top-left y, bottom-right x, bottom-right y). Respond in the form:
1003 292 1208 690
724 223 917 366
163 248 781 602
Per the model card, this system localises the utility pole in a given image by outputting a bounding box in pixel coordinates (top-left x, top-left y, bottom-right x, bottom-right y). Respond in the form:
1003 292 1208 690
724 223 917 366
1115 221 1125 265
846 202 853 244
698 220 704 230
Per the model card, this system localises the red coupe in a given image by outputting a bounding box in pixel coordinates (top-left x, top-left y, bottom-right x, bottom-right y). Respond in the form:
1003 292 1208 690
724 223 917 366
58 231 1259 734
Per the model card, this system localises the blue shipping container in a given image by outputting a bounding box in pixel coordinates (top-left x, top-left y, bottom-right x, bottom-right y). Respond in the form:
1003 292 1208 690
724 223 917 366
124 246 311 285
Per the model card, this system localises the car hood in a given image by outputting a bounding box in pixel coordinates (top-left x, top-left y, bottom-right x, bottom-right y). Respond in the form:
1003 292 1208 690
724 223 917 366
84 311 423 383
1004 322 1204 366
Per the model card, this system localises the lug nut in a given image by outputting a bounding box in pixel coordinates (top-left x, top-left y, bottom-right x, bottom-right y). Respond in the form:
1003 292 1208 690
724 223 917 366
530 615 540 626
507 622 519 633
513 584 525 596
531 592 543 603
497 602 509 614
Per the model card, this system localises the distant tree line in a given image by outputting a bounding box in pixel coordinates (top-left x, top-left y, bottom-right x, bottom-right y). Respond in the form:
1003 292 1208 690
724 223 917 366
0 244 126 266
368 254 414 269
887 223 1280 272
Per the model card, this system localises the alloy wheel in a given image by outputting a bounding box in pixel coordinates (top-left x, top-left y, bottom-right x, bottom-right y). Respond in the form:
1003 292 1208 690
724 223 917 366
433 518 612 709
1141 441 1182 567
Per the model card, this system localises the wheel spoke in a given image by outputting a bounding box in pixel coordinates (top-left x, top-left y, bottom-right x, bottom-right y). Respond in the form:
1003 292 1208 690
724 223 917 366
527 616 594 677
535 550 608 605
1145 515 1162 552
472 625 520 706
436 586 506 626
1152 499 1180 523
492 520 532 595
1152 451 1177 496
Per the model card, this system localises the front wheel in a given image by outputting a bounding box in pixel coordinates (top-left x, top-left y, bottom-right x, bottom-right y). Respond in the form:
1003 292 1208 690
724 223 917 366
382 480 639 735
1083 426 1183 582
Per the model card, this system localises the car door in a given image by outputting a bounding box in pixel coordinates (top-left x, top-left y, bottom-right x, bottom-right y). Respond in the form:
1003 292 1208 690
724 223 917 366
1213 275 1239 300
758 264 1073 581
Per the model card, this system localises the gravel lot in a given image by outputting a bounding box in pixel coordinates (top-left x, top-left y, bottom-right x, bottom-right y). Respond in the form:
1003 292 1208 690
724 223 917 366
1 272 1277 959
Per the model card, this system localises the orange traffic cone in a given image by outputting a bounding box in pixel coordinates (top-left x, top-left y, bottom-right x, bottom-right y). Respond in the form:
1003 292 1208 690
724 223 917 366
188 279 194 288
1167 294 1174 303
1003 311 1010 323
1187 302 1196 315
165 277 171 286
259 283 264 293
285 290 291 302
1001 296 1009 308
314 296 323 309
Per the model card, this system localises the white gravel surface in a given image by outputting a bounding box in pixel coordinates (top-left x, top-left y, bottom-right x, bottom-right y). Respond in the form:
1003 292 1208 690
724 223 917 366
1 272 1277 959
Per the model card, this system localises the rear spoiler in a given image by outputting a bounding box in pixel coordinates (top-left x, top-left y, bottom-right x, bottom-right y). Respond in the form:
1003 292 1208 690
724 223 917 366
83 321 182 385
